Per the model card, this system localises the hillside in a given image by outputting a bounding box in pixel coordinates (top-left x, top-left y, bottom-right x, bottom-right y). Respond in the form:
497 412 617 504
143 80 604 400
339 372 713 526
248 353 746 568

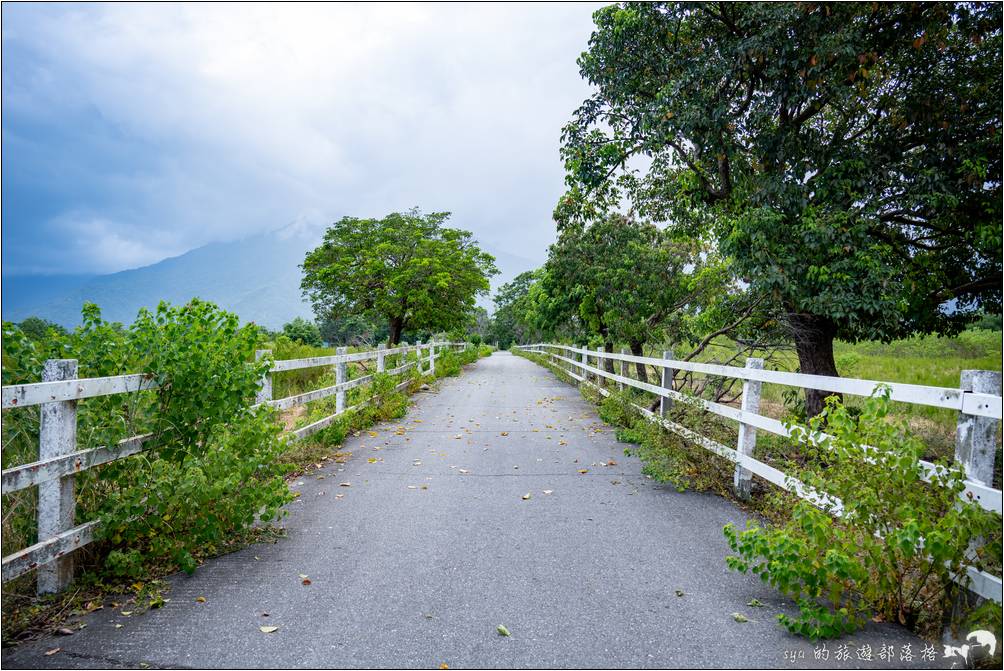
1 228 535 329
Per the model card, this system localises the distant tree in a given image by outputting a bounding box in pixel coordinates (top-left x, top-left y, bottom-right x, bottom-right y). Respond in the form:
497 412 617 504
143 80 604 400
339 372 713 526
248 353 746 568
559 2 1002 415
318 314 387 346
301 209 498 345
282 317 322 347
543 214 719 382
492 270 546 348
15 316 68 342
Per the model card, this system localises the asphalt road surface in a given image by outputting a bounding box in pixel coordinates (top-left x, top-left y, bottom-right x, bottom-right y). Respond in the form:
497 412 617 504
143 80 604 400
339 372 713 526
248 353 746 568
3 352 947 669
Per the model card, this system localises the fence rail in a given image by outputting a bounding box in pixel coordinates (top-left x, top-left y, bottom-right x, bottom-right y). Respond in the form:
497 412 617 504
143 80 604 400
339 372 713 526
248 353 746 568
516 343 1003 604
1 340 467 591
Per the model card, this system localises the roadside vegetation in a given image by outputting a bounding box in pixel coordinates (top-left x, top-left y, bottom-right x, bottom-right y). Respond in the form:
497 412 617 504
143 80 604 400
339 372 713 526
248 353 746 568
500 0 1001 646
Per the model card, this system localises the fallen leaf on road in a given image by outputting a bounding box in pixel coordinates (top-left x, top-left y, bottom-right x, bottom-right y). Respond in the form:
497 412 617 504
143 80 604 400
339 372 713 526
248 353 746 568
747 598 764 607
195 596 206 603
732 613 748 623
259 626 279 634
302 578 312 586
120 611 133 616
439 664 449 670
543 490 553 495
56 628 74 636
115 624 124 629
497 624 511 637
339 482 351 487
407 485 417 489
607 459 617 466
522 493 531 500
44 648 60 656
675 589 685 597
368 431 378 437
500 432 509 436
458 469 469 474
578 469 589 474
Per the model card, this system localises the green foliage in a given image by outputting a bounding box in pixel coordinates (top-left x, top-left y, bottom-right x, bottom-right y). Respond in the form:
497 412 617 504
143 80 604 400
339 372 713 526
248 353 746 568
301 209 498 344
542 214 715 356
559 1 1002 409
724 390 1002 639
282 317 323 347
2 300 294 580
15 316 68 342
491 270 547 348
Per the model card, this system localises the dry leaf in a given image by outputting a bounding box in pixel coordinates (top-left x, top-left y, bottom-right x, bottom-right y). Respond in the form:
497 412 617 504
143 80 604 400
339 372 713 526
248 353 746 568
578 469 589 474
44 648 61 656
195 596 206 603
522 493 531 500
500 431 509 436
56 628 74 636
497 624 511 637
302 578 312 586
339 482 351 487
543 490 553 495
259 625 279 634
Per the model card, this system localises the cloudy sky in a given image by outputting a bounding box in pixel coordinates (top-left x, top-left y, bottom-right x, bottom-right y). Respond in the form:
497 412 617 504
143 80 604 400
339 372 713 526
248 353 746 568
1 2 600 278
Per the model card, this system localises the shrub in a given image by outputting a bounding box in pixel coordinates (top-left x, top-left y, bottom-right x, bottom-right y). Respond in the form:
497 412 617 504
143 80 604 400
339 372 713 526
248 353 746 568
724 389 1001 639
2 300 295 580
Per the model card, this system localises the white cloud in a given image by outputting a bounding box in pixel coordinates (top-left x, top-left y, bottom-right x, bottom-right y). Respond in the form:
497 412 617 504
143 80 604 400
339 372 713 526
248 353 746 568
3 2 599 275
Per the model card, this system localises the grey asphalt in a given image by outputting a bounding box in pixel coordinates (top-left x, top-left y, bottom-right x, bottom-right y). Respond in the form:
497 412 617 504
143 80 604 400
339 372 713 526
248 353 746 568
3 352 948 669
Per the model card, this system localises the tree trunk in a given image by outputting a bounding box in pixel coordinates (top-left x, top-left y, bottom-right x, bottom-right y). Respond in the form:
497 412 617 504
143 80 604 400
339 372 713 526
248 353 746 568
388 316 404 345
629 341 649 384
603 342 615 375
789 313 840 418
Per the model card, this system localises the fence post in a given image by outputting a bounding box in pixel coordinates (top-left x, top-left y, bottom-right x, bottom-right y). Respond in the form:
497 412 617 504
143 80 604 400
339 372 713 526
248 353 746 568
659 351 675 417
376 343 386 373
956 370 1002 486
429 340 436 376
37 359 78 594
596 346 605 388
618 348 628 392
579 345 587 385
733 357 763 500
335 346 347 414
255 349 272 405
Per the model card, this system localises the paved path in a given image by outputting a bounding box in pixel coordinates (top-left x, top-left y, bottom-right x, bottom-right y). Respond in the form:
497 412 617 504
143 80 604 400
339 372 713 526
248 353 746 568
6 352 943 669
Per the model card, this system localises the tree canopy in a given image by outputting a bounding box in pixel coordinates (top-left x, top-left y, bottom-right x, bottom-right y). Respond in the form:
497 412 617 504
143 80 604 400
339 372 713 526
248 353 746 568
301 209 497 344
281 317 323 347
558 1 1002 414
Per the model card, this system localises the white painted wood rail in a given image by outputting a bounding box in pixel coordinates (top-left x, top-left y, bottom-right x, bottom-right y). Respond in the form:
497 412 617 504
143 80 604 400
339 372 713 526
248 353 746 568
1 341 467 591
517 343 1003 604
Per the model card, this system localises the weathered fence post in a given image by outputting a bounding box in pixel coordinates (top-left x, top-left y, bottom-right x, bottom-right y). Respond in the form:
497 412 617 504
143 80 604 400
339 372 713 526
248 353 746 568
579 345 587 385
659 351 675 418
733 357 764 500
255 349 272 405
335 346 347 414
429 340 436 376
376 344 386 373
956 370 1003 486
618 347 627 392
595 346 605 388
37 359 78 594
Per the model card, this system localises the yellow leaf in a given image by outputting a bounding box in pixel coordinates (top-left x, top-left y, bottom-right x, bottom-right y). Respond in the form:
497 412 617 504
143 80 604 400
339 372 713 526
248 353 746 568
195 596 206 603
259 626 279 634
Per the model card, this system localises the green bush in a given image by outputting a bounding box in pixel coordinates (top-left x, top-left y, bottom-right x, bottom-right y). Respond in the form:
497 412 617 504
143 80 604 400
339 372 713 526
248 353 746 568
724 389 1002 639
2 300 295 579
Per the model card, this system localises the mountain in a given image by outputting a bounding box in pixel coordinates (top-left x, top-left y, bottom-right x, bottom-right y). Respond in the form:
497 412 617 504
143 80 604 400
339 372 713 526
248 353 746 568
1 227 539 329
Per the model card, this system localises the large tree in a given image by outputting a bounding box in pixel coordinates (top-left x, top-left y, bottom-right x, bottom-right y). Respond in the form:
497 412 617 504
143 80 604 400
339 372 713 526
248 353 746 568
301 210 497 344
559 2 1002 414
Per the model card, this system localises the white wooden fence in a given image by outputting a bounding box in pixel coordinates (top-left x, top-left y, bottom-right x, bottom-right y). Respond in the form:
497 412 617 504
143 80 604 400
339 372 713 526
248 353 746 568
1 340 466 593
516 343 1003 604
